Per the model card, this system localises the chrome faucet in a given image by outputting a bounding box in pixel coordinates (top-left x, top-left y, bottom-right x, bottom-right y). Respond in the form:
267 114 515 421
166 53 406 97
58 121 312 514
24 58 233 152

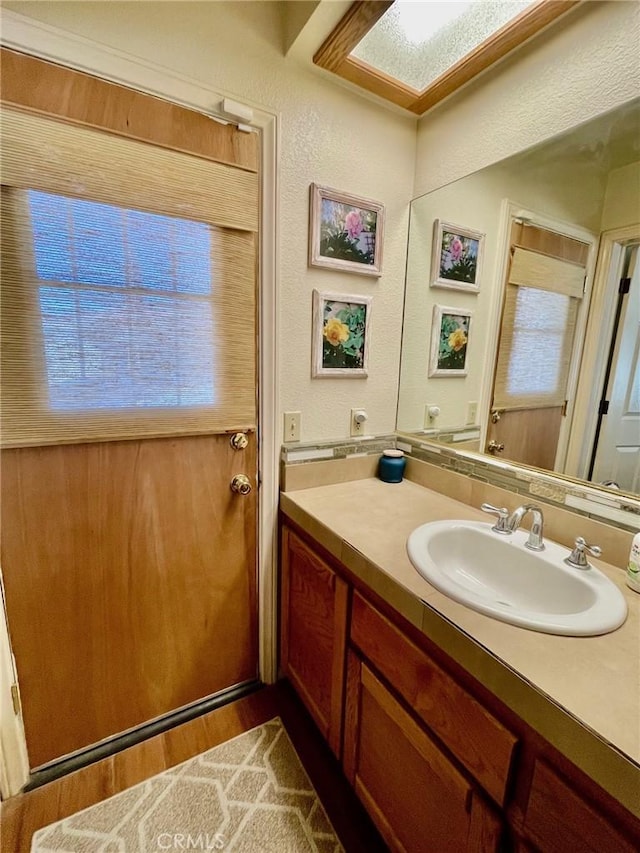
506 504 545 551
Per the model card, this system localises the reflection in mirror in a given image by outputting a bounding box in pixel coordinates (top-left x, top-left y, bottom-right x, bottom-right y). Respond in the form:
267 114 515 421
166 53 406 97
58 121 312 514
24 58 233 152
397 99 640 504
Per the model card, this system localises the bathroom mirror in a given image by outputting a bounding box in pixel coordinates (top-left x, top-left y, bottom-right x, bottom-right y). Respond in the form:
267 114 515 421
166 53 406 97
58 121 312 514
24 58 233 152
397 99 640 514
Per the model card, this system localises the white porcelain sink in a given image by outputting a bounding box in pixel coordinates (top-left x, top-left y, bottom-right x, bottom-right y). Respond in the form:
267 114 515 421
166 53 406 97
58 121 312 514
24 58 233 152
407 521 628 636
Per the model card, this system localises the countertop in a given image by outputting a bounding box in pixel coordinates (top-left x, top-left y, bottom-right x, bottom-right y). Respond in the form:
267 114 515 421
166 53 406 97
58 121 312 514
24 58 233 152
280 477 640 817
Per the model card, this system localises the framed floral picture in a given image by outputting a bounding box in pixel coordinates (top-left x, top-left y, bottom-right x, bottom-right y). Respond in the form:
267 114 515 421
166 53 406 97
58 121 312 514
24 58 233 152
312 290 372 378
431 220 484 292
429 305 472 377
309 184 384 277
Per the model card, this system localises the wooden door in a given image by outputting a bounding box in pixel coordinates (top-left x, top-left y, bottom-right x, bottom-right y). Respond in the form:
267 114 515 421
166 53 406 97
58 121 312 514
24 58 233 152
343 652 502 853
0 52 259 769
486 407 563 470
1 435 258 768
487 222 590 469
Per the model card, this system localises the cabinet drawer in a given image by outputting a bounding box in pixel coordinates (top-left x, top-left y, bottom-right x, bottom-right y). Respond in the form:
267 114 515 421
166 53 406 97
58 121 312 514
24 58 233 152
524 760 639 852
350 592 517 806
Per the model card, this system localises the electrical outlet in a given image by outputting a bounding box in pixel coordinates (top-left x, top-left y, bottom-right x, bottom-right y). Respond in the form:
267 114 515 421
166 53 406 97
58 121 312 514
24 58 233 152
283 411 301 442
467 401 478 424
424 404 440 427
350 408 368 437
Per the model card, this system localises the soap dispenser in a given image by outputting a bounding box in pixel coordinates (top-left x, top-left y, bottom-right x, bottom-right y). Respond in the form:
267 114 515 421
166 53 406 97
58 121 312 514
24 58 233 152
626 532 640 593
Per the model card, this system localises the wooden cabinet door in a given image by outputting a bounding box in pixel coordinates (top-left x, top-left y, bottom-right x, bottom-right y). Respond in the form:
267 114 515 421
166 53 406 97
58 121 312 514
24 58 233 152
344 651 502 853
523 760 640 853
280 527 349 756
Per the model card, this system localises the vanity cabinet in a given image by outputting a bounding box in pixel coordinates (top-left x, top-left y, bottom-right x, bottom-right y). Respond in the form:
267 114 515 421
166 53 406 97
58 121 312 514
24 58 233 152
350 591 517 807
279 521 640 852
279 527 348 756
343 651 502 852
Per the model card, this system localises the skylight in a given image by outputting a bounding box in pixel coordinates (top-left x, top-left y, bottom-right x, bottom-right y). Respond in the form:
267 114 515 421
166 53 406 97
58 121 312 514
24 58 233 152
351 1 536 92
313 1 580 115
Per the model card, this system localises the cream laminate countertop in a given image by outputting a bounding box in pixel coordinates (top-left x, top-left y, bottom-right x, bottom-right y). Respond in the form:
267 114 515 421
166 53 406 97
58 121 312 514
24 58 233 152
280 477 640 817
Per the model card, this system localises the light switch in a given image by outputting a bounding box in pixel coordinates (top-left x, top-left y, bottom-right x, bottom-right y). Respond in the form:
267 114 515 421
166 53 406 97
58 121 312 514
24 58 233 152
283 411 301 442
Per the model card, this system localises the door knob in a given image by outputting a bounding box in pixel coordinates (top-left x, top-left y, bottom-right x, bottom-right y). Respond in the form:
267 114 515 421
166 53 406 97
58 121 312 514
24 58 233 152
230 474 252 495
487 440 505 454
230 432 249 451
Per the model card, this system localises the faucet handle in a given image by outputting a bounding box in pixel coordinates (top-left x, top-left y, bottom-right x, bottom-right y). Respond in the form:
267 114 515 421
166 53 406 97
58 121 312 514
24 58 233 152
564 536 602 568
481 503 511 534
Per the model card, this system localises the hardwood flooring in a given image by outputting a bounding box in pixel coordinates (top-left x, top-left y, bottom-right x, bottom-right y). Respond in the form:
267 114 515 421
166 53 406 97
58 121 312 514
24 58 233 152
0 681 386 853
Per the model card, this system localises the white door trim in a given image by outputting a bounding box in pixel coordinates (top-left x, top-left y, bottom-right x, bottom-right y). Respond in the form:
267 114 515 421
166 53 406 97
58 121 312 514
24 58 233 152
0 9 280 796
565 223 640 480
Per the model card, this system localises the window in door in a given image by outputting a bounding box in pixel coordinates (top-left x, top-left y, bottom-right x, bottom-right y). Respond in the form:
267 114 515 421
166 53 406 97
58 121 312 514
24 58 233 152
1 104 258 448
28 190 215 412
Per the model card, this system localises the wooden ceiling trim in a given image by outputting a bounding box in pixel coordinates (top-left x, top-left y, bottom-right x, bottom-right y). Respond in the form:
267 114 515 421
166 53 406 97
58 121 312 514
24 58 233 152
313 0 393 72
339 56 419 111
314 0 583 117
412 0 583 115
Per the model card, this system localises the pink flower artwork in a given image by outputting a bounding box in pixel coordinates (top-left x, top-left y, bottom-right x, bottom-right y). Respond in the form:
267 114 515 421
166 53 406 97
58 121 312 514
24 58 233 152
450 236 463 262
344 210 363 240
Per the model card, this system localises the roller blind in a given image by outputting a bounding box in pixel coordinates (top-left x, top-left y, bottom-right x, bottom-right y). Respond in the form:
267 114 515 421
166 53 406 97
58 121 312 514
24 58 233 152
493 248 585 410
1 108 258 448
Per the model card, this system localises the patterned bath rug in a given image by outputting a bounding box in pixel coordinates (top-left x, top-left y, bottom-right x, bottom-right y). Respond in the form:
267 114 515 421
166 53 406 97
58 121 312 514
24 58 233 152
31 717 343 853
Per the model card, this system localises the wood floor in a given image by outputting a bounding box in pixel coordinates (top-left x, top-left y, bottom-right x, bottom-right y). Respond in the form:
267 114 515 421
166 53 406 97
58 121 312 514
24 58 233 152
1 681 386 853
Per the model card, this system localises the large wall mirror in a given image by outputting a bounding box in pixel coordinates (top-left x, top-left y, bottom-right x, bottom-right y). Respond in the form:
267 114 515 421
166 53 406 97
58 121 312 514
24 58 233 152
397 98 640 523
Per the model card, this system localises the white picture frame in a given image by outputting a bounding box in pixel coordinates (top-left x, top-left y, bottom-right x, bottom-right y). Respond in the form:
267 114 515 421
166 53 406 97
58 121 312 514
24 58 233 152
311 289 372 378
430 219 484 292
429 304 473 377
309 184 384 277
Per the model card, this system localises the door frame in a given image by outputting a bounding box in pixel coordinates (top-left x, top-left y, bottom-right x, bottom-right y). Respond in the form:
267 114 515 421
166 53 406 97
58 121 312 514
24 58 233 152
565 224 640 480
480 199 598 470
0 10 280 797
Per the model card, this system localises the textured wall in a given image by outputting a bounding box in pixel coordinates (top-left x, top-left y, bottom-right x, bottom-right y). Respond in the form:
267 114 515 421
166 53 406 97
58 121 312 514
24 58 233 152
414 1 640 197
4 0 416 442
601 162 640 231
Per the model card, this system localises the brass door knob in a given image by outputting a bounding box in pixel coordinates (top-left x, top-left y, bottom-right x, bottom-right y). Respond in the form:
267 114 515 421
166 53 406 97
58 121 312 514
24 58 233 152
487 440 505 454
230 474 252 495
230 433 249 451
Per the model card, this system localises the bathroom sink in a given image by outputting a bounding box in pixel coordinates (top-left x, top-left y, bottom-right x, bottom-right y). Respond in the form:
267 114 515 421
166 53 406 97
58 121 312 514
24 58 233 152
407 521 628 636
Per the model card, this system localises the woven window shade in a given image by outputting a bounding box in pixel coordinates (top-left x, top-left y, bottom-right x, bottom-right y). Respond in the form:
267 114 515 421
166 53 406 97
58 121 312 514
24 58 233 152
493 249 586 411
1 108 258 448
509 246 585 297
